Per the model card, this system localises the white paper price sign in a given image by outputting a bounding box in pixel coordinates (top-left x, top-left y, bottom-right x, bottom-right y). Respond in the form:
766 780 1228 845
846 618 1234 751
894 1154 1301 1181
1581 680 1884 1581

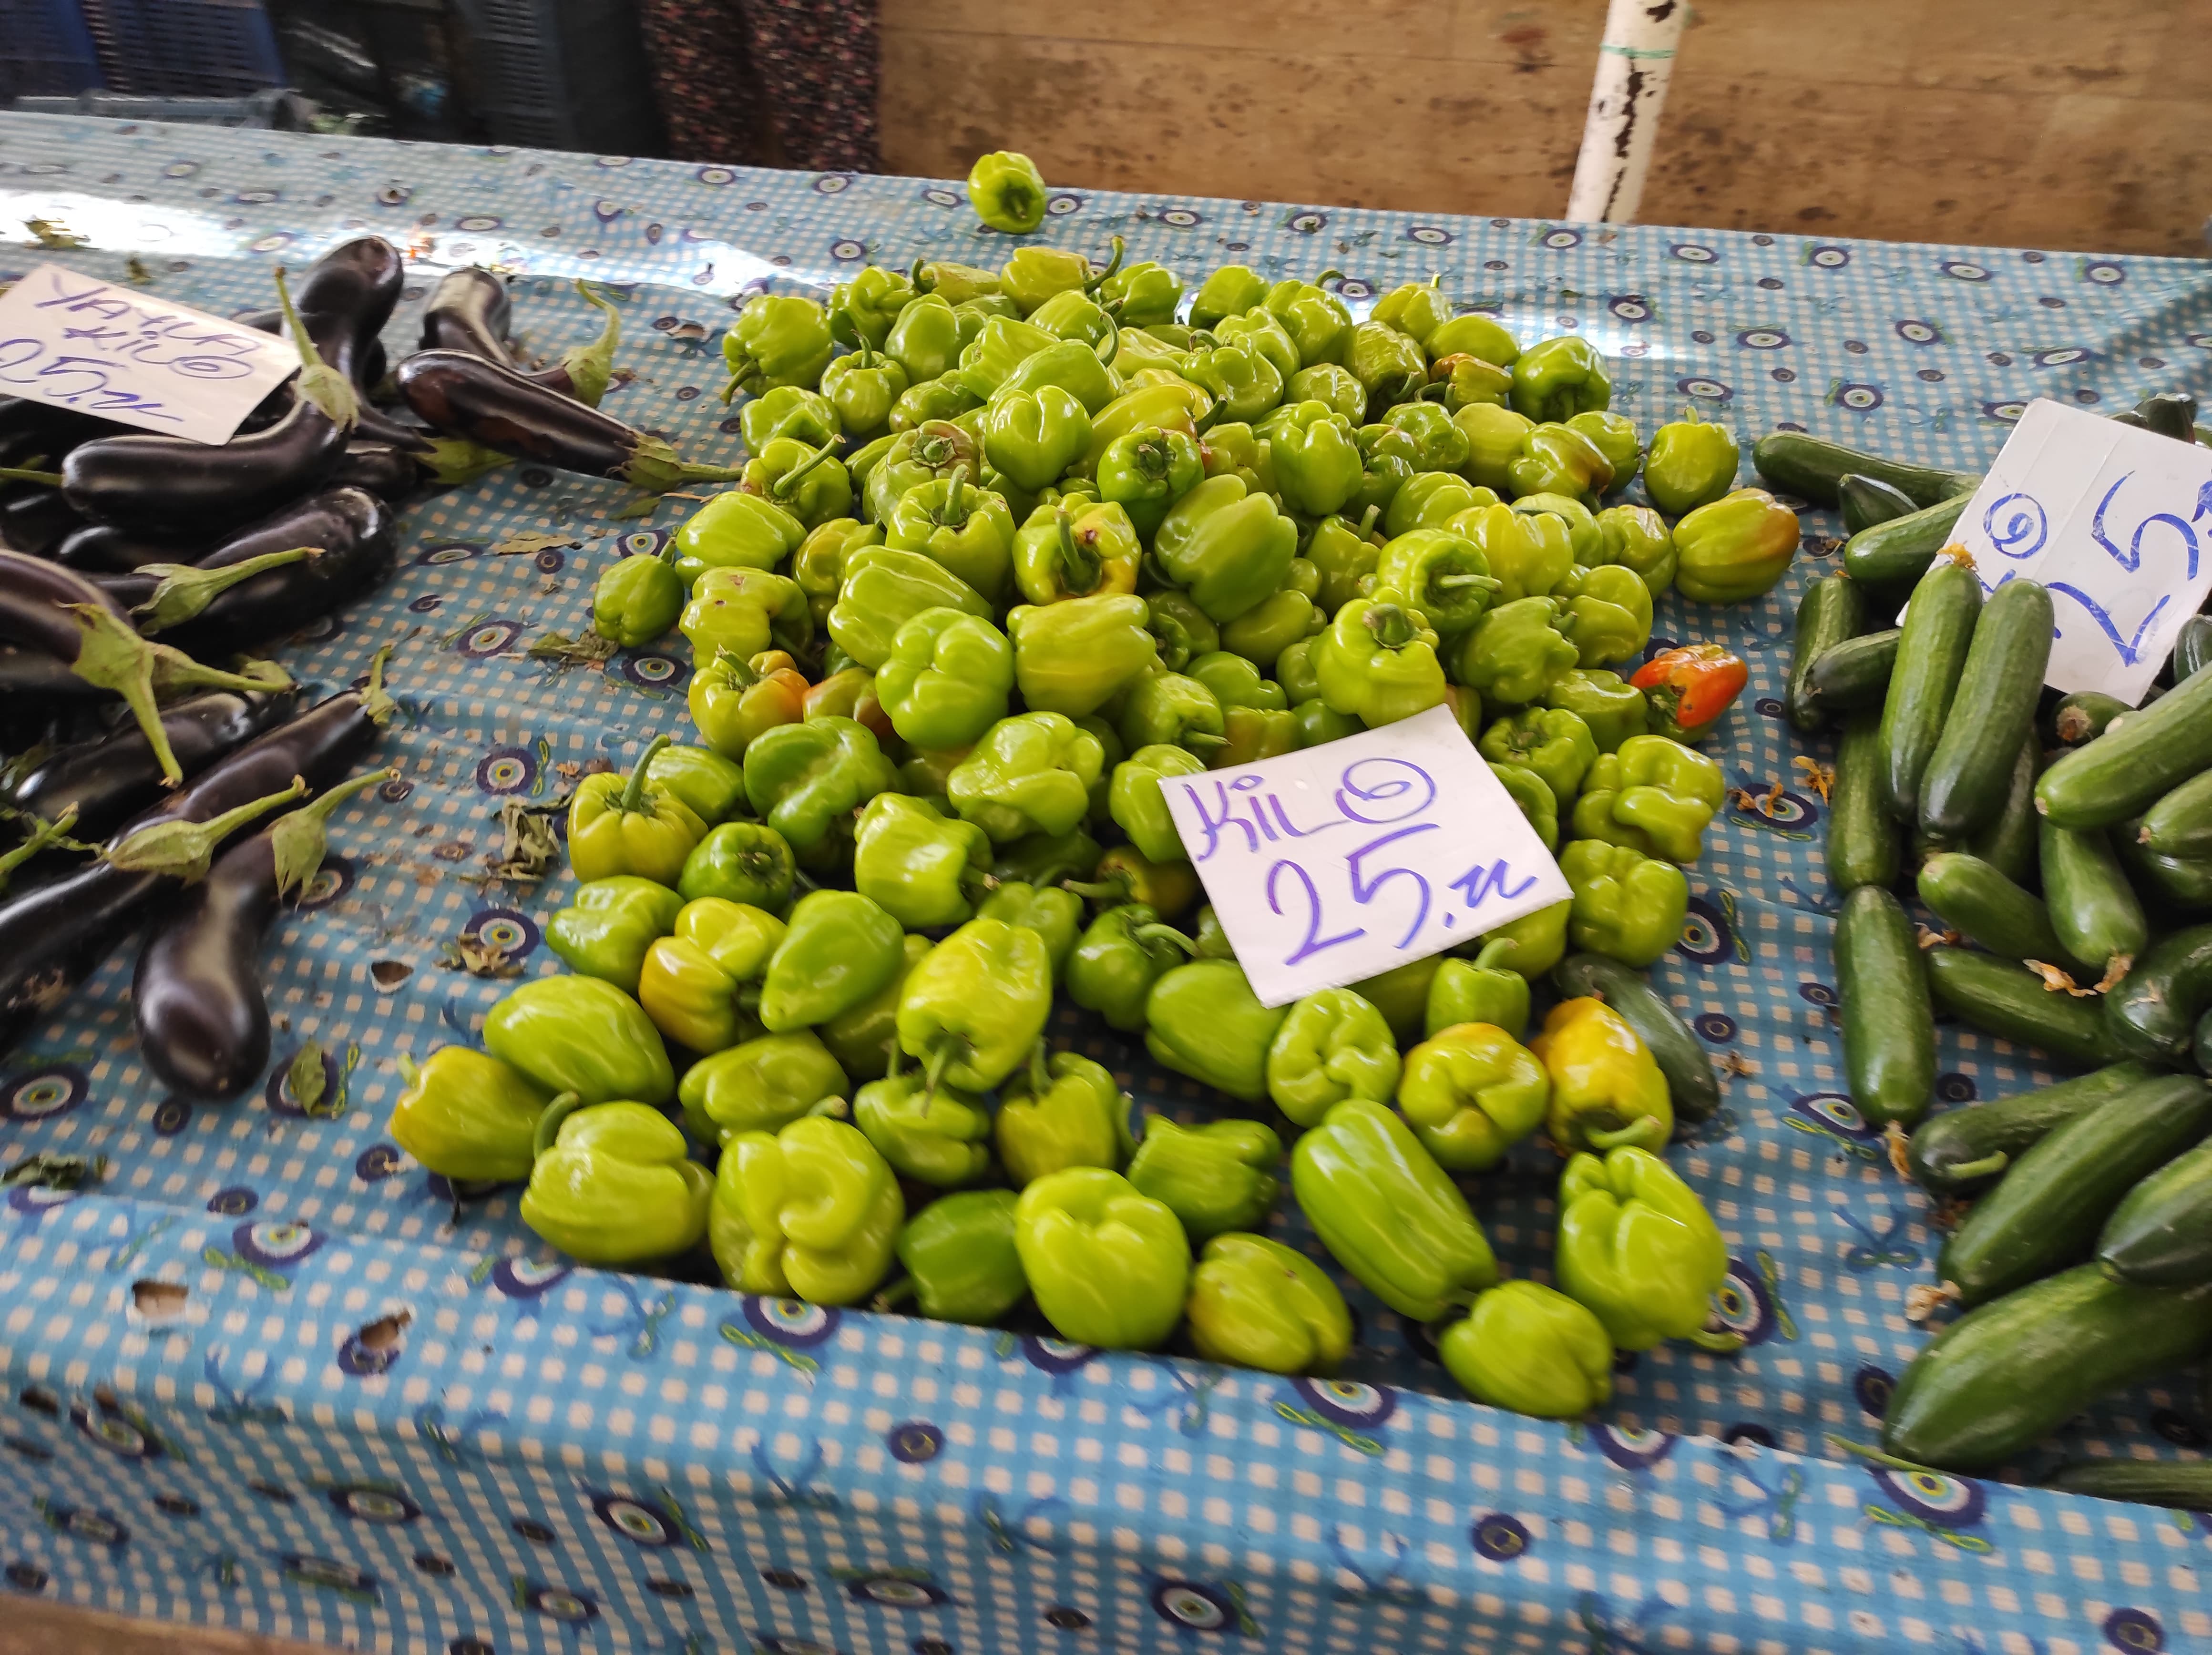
1948 398 2212 704
0 263 300 443
1158 704 1572 1009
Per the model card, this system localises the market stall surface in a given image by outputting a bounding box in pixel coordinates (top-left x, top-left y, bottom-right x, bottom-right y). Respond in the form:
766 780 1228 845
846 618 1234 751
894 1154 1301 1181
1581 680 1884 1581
0 113 2207 1655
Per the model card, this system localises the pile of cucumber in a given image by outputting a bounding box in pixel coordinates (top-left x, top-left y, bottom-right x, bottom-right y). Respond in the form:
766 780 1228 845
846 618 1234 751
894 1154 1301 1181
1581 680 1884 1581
1763 402 2212 1493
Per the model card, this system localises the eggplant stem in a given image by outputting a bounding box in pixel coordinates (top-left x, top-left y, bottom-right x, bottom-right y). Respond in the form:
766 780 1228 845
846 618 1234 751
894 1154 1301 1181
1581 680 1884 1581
0 466 63 488
271 265 360 433
621 436 748 493
64 603 289 786
0 805 81 893
358 642 398 726
417 435 512 486
272 767 399 899
530 1092 586 1161
102 776 307 882
562 280 621 408
130 546 319 633
616 735 673 815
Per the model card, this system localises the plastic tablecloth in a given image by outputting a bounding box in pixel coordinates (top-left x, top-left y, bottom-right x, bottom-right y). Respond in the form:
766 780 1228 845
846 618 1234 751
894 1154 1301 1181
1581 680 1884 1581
0 114 2210 1655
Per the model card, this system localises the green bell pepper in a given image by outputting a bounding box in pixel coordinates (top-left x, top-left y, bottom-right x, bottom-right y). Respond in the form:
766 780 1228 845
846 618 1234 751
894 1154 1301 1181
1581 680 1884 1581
1351 426 1419 519
1082 381 1208 474
1286 364 1365 423
876 606 1013 749
828 545 993 670
1096 426 1205 537
1371 276 1451 348
948 712 1105 842
913 259 1004 306
1382 399 1471 473
819 933 932 1082
1110 744 1207 863
743 717 897 849
678 1029 850 1142
1118 672 1228 756
1591 503 1678 594
1507 421 1613 501
1189 649 1285 712
741 438 853 531
1001 238 1116 316
522 1099 712 1265
1556 562 1654 667
828 265 916 350
1006 593 1155 717
955 315 1057 400
1265 988 1401 1128
1290 1099 1497 1320
483 974 672 1106
1542 668 1649 751
1065 902 1195 1032
999 335 1122 418
1479 898 1573 980
883 465 1016 603
755 888 905 1033
1012 500 1141 604
1510 336 1612 423
1396 1021 1549 1171
672 489 805 585
1315 587 1447 727
1188 265 1269 330
645 744 748 827
1143 959 1287 1101
898 918 1053 1090
864 420 980 523
1263 276 1354 367
1303 508 1385 614
997 1046 1125 1185
981 384 1094 493
1216 310 1300 383
592 539 683 648
1126 1115 1281 1243
1489 760 1558 849
1533 996 1675 1154
568 737 707 886
820 341 908 441
679 820 796 909
1452 597 1578 708
1479 707 1597 805
889 376 983 436
884 293 963 383
853 793 993 929
1672 487 1800 603
1558 839 1688 970
1195 419 1273 497
1374 528 1501 636
1188 1234 1352 1376
1383 471 1489 538
1430 313 1521 365
1268 402 1361 517
1642 409 1739 517
1140 589 1219 675
854 1053 993 1187
1440 1281 1614 1418
389 1046 548 1184
1294 699 1363 748
1455 402 1536 493
1345 320 1427 417
637 897 786 1054
1014 1167 1189 1349
975 880 1086 980
1426 937 1533 1040
1510 492 1600 563
1068 844 1201 920
967 150 1047 233
739 384 840 453
890 1188 1026 1324
1569 734 1726 862
1097 260 1183 328
1427 351 1513 413
1351 954 1443 1045
1220 703 1299 766
723 293 834 398
548 877 684 995
1026 286 1116 349
1219 591 1316 676
711 1114 903 1304
1185 335 1283 424
680 565 811 664
1565 410 1640 484
1555 1145 1728 1350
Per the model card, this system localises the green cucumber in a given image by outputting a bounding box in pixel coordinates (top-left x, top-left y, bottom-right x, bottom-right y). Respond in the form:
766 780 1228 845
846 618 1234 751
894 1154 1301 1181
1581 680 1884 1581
1915 853 2082 973
1964 731 2041 888
2115 832 2212 911
1843 495 1972 592
1936 1073 2212 1305
2046 1459 2212 1509
2173 614 2212 681
1917 580 2051 839
1786 572 1867 733
1836 886 1935 1125
1838 473 1920 535
1750 432 1979 510
2140 770 2212 858
2104 924 2212 1065
1906 1061 2160 1190
2049 690 2133 748
2037 664 2212 829
2038 820 2147 977
1923 946 2116 1068
1882 1264 2212 1472
1877 561 1981 823
1827 712 1899 895
2099 1134 2212 1286
1552 952 1720 1121
1807 628 1899 713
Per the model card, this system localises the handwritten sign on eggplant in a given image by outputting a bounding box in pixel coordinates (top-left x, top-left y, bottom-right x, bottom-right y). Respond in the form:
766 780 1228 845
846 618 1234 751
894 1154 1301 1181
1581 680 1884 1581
1950 398 2212 704
1158 704 1571 1009
0 263 301 443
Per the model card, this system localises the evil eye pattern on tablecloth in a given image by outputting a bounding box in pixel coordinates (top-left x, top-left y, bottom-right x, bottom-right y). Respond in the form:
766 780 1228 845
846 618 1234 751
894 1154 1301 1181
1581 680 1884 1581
0 113 2208 1655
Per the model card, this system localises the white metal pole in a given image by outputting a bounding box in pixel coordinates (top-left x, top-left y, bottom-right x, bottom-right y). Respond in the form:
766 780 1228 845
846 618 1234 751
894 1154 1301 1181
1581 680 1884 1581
1566 0 1689 224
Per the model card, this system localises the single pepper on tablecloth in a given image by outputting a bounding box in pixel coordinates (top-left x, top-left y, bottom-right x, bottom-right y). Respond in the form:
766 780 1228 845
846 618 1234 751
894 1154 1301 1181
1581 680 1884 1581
1531 997 1674 1154
888 1188 1027 1324
995 1046 1126 1185
636 898 786 1054
1440 1281 1615 1418
1185 1233 1353 1377
1126 1116 1282 1243
521 1098 714 1267
1014 1167 1190 1350
1553 1145 1731 1351
389 1046 548 1184
710 1114 904 1304
1558 839 1690 971
546 877 684 995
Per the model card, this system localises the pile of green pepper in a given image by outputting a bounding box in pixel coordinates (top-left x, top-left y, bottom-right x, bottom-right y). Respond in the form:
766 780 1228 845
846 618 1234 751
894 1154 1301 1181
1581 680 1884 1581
388 246 1771 1422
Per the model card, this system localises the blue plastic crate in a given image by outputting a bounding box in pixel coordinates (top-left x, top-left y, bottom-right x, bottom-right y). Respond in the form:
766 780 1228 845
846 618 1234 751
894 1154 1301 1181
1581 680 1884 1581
0 0 105 99
89 0 284 99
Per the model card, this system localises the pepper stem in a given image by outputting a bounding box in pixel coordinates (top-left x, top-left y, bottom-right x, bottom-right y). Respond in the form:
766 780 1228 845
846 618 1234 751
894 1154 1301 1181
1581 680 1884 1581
1416 380 1451 403
0 805 80 894
1471 938 1518 973
271 265 360 432
921 1039 958 1102
1082 236 1126 295
561 279 621 409
102 776 307 882
1055 515 1100 596
531 1092 587 1161
65 603 294 786
885 1044 904 1081
1183 730 1228 748
1356 503 1381 540
1092 309 1120 368
872 1278 917 1312
1940 1151 2008 1182
713 646 760 688
1434 573 1501 591
130 547 319 633
769 440 839 503
1364 603 1415 651
1062 873 1133 905
938 464 970 528
0 466 63 488
909 256 931 293
616 736 673 815
1133 923 1196 959
1026 1040 1051 1100
1585 1114 1669 1153
271 767 398 899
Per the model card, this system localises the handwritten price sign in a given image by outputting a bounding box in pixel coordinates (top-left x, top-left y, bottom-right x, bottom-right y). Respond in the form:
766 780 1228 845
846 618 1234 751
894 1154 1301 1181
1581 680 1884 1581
1950 398 2212 703
1158 704 1571 1009
0 263 300 443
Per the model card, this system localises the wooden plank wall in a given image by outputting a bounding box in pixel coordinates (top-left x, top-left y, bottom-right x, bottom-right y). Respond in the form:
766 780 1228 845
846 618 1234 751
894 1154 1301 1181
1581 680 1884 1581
880 0 2212 257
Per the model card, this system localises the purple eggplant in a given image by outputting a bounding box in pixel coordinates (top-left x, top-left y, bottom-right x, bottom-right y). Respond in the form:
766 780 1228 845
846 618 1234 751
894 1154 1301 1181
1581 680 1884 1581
4 686 299 842
164 488 394 655
330 441 419 501
0 486 88 558
134 764 394 1097
421 271 618 407
0 549 292 783
54 523 205 573
0 653 396 1056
